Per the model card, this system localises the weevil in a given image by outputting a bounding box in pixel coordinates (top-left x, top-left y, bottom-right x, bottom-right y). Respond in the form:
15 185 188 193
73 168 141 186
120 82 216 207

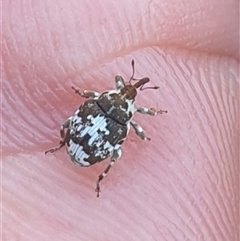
45 60 167 197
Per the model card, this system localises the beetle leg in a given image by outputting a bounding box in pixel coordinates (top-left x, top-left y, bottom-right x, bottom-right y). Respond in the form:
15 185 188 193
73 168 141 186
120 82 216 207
45 118 71 154
130 120 151 141
95 147 122 197
135 107 168 116
71 86 100 100
115 75 125 89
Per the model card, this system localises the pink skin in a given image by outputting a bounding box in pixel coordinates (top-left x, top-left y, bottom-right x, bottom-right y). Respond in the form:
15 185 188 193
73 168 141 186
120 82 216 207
2 0 239 240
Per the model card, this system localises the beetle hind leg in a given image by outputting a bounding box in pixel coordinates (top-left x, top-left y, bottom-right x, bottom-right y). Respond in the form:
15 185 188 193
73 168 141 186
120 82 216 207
45 141 65 154
45 118 71 154
95 147 122 197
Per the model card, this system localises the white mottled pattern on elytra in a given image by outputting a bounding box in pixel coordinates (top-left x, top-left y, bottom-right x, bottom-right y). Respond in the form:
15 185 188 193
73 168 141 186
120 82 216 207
94 149 102 157
72 114 82 124
77 114 102 137
74 157 91 167
75 145 84 158
72 143 80 155
81 115 110 138
95 150 102 157
103 141 114 153
95 137 104 147
76 146 90 162
68 140 90 166
77 123 84 132
88 116 106 136
88 131 99 146
102 128 109 135
79 124 90 137
114 144 121 151
94 140 114 158
68 140 79 154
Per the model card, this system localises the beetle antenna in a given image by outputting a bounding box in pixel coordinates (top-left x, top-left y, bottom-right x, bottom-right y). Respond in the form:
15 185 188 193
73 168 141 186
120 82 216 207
140 86 160 91
129 60 159 91
129 59 135 84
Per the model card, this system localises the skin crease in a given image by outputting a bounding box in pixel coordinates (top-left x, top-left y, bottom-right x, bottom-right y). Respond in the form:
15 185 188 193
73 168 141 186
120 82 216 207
2 0 239 241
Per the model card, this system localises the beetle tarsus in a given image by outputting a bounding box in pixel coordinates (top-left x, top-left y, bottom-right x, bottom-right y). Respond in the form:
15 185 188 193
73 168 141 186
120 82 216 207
158 110 168 114
45 141 65 154
95 181 101 198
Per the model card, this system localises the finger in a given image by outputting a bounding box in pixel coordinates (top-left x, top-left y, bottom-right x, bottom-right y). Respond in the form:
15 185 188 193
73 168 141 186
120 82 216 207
3 0 238 241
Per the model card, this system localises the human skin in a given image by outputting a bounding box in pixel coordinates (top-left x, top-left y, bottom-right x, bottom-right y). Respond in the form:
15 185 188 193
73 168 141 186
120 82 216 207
2 0 239 240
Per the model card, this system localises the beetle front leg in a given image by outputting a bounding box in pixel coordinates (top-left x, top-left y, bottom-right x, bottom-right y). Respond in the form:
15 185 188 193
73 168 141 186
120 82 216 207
71 86 100 100
130 120 151 141
45 118 71 154
115 75 125 89
136 107 168 116
95 147 122 197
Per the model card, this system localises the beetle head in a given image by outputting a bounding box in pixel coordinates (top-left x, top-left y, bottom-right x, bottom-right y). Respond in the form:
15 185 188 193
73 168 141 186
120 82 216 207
120 59 159 100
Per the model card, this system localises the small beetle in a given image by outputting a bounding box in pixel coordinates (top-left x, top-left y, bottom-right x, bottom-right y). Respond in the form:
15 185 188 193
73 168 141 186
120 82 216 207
45 60 167 197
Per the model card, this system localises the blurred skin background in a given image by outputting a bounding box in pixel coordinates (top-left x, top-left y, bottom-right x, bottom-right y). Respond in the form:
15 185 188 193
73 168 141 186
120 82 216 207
2 0 239 241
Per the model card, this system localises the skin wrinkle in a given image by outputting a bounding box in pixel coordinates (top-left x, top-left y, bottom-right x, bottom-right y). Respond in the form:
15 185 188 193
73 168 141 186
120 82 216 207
173 56 237 238
2 0 239 241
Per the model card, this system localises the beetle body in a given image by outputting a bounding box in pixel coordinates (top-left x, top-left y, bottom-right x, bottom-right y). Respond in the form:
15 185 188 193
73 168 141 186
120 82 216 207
45 60 167 197
65 98 129 167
